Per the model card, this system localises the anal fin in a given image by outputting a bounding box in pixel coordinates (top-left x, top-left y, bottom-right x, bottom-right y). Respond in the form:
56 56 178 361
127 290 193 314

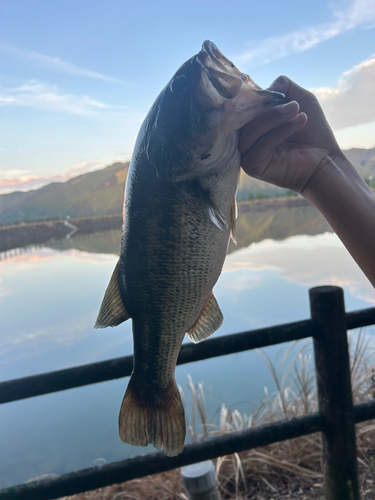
187 293 223 343
95 261 130 328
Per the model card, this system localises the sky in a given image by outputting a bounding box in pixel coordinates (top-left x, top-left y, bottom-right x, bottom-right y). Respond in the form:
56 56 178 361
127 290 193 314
0 0 375 195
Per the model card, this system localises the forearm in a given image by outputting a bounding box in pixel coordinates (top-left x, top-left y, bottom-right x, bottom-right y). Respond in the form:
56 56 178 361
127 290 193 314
303 152 375 287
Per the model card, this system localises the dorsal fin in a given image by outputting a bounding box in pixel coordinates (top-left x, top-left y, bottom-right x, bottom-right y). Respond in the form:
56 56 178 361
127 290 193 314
187 293 223 343
95 261 130 328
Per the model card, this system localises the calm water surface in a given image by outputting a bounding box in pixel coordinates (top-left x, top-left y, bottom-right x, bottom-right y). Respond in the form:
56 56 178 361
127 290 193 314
0 206 374 487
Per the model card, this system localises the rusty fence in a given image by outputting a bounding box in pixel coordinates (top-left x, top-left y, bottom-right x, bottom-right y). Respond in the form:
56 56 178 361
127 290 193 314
1 285 375 500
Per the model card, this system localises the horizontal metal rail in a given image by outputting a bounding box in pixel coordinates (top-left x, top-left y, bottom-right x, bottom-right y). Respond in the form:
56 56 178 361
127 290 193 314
1 399 375 500
1 307 374 405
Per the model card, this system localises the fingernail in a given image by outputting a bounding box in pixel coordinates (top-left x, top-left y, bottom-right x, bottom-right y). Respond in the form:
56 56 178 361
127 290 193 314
278 101 299 114
290 113 305 124
269 75 289 93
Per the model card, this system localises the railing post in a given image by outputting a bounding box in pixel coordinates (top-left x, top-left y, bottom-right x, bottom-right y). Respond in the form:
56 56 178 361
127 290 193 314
309 286 359 500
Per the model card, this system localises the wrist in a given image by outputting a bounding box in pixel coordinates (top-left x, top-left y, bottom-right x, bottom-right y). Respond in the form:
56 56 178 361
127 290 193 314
302 150 375 230
302 151 362 202
301 150 375 287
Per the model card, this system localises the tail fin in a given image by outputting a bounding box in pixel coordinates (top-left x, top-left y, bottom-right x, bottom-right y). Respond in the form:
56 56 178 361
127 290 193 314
119 377 186 457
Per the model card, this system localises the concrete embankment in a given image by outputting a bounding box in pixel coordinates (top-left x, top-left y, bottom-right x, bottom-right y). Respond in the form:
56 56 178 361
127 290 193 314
0 214 122 252
0 197 311 253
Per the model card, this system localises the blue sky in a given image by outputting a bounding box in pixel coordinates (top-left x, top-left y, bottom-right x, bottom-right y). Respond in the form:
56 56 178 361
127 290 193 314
0 0 374 194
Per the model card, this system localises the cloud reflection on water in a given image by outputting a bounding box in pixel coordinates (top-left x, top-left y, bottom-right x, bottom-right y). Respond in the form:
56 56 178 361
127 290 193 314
223 232 374 306
0 230 373 379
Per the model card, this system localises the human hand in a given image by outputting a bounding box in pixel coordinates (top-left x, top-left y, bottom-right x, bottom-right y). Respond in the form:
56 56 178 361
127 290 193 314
240 76 342 194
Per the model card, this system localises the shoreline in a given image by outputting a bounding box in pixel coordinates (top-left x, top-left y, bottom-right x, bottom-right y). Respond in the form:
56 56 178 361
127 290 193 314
0 197 310 253
0 214 123 253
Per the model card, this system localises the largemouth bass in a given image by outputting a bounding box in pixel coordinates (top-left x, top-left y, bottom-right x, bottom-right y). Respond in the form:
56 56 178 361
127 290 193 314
95 40 284 456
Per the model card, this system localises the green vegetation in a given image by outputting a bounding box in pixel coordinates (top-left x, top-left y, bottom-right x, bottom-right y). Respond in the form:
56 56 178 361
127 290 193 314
247 190 298 201
247 193 271 200
285 189 299 197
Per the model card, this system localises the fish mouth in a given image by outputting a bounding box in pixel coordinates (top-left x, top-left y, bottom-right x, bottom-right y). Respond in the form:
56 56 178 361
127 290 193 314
197 40 285 105
197 40 243 100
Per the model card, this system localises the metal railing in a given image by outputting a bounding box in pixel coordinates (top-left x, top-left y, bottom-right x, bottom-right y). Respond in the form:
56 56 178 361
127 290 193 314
1 286 375 500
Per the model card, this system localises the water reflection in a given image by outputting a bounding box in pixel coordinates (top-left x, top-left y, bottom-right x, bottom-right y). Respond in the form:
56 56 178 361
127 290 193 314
228 204 332 253
224 232 375 306
0 205 332 260
0 205 373 487
50 229 122 255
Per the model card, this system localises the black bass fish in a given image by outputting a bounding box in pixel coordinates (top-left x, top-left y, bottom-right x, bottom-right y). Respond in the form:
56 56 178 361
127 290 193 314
95 40 284 456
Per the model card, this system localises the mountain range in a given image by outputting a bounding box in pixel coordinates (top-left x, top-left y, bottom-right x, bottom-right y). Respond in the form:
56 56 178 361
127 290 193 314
0 147 374 224
0 162 129 224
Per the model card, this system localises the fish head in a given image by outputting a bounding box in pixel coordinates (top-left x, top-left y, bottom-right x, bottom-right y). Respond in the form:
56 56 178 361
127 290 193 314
145 40 285 182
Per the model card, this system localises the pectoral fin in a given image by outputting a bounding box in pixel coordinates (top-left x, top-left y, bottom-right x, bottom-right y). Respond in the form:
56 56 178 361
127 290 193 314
95 261 130 328
194 181 227 231
230 199 237 244
187 293 223 343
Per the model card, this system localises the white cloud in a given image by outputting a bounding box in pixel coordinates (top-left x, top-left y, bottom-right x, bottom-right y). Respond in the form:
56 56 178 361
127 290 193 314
0 169 31 178
0 80 110 115
60 153 131 181
335 120 375 149
0 44 126 83
313 54 375 129
0 174 65 195
0 96 18 103
234 0 375 68
62 159 123 179
0 154 132 195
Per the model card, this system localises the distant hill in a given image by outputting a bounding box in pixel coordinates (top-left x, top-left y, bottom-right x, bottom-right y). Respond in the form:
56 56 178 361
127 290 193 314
342 147 375 177
0 146 374 224
0 162 129 224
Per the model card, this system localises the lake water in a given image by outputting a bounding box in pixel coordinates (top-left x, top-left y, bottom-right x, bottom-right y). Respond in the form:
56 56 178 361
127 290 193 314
1 205 374 487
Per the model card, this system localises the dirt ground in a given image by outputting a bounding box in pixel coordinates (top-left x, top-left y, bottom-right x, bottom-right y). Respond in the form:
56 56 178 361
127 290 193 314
58 464 375 500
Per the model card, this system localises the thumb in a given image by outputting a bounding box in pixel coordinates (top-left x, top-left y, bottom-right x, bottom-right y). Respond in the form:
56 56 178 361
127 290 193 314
269 76 317 103
268 76 290 94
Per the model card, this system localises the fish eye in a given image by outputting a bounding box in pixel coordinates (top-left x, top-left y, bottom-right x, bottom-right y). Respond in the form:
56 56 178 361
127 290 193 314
170 75 189 95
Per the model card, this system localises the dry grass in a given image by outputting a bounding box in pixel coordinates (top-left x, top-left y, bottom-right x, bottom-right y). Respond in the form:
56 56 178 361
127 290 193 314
61 330 375 500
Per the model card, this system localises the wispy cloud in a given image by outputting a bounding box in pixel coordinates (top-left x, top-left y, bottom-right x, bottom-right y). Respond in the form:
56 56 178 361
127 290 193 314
0 154 132 195
0 44 126 83
0 80 111 115
63 155 131 178
0 173 65 195
234 0 375 68
313 54 375 129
